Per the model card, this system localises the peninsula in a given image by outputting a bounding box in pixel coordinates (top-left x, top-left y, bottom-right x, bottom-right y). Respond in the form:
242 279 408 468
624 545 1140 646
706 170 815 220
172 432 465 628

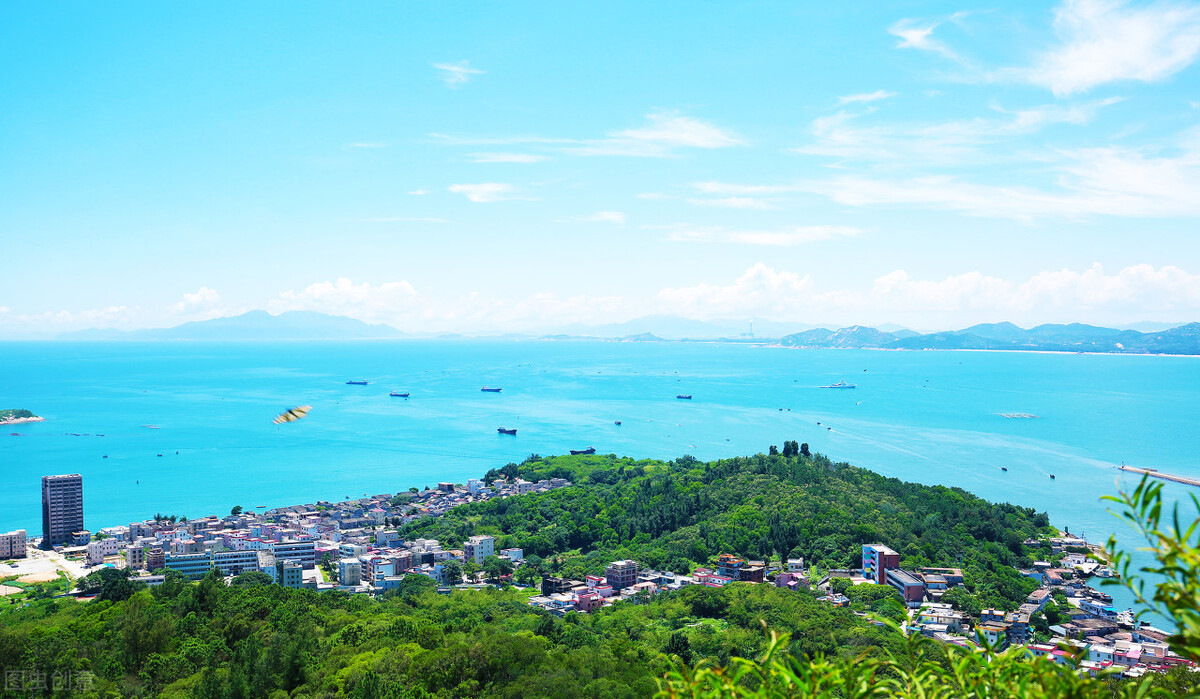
0 409 43 425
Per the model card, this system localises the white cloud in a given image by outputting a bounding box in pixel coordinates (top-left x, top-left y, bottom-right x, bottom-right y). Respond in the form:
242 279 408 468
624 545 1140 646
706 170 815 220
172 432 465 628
636 192 678 200
657 224 861 246
565 112 744 157
432 60 484 87
837 90 897 104
269 278 421 322
560 211 627 225
1016 0 1200 95
171 286 221 315
407 189 430 196
687 197 773 210
448 182 530 203
793 97 1120 163
4 305 139 329
656 263 1200 323
888 17 966 64
468 152 547 163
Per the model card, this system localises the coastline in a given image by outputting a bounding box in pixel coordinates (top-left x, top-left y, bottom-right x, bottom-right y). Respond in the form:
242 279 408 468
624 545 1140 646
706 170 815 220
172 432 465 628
0 416 44 425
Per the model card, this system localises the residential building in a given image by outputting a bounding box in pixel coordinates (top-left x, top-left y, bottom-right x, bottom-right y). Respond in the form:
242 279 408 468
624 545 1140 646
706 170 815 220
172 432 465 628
279 560 304 588
500 547 524 562
464 535 495 564
145 547 165 571
437 482 456 493
605 559 639 591
861 544 900 584
976 624 1008 649
125 545 145 570
42 474 84 548
339 558 362 586
0 529 27 559
71 530 92 546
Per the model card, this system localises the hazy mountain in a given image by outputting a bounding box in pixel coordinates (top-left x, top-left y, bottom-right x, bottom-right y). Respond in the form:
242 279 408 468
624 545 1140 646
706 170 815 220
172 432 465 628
777 321 1199 354
58 311 405 341
556 315 824 340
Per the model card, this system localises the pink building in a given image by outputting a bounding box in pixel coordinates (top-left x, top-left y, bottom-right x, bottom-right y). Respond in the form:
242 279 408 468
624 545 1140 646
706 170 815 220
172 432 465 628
575 592 602 613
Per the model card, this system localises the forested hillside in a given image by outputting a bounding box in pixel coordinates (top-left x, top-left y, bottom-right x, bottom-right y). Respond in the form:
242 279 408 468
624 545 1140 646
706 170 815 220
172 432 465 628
407 450 1050 609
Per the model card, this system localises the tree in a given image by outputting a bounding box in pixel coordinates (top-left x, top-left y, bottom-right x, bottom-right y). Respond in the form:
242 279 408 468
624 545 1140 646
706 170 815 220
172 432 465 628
800 442 810 457
231 571 273 587
514 564 540 586
463 560 481 582
442 560 463 585
230 505 243 516
78 567 145 602
484 555 512 581
665 630 693 664
769 445 779 456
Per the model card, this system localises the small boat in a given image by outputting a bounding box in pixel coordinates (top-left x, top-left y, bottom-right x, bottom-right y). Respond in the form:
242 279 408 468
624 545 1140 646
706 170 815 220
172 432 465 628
614 420 622 426
570 446 597 455
102 455 108 459
821 381 856 389
497 427 517 435
481 386 502 393
346 380 369 386
1001 467 1008 472
1050 474 1056 479
390 391 410 398
676 394 692 400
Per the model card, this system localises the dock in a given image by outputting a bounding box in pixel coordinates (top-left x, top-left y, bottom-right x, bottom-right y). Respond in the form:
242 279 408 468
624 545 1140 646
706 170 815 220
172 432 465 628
1119 465 1200 488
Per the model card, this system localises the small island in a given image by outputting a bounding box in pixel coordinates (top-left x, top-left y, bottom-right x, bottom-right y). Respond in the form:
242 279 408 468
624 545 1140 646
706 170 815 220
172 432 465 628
0 409 44 425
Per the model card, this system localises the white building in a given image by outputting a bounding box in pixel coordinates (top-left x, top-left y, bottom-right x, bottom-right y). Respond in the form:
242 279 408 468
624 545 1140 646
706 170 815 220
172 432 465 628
0 529 27 559
467 478 483 494
464 535 495 564
500 547 524 562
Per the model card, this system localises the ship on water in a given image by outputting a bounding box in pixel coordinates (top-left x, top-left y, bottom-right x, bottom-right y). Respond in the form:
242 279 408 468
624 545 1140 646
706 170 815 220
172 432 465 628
346 379 369 386
821 381 856 389
481 386 502 392
676 394 692 400
497 427 517 435
390 391 410 397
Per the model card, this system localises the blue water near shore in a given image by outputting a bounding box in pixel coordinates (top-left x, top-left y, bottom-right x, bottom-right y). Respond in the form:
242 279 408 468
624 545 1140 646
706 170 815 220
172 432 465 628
3 340 1198 620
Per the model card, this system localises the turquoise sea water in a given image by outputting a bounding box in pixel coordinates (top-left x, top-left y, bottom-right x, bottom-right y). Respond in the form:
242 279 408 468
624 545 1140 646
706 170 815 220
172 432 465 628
3 340 1198 619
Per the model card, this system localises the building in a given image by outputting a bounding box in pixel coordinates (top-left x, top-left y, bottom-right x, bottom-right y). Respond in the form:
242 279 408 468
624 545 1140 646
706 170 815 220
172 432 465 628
464 535 495 564
125 545 145 570
500 547 524 562
976 624 1009 649
862 544 900 584
437 482 456 493
213 549 266 576
272 540 316 569
279 560 304 588
885 568 926 605
164 552 216 580
41 474 84 548
339 558 362 586
605 559 639 591
145 547 165 571
0 529 27 559
467 478 483 495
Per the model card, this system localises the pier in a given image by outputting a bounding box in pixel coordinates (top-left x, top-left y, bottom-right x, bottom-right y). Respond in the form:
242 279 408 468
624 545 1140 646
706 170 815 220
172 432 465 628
1119 465 1200 488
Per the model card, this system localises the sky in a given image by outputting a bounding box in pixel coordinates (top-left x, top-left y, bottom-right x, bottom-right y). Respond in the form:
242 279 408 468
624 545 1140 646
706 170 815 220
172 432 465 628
3 0 1200 337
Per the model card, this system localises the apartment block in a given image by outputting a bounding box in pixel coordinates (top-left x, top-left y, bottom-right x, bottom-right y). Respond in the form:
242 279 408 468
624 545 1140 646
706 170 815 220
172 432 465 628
42 474 84 548
464 534 495 564
861 544 900 584
605 559 639 591
0 529 27 559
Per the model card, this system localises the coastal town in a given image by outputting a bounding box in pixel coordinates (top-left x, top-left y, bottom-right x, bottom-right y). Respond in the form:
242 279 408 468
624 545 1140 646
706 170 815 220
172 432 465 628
4 468 1191 682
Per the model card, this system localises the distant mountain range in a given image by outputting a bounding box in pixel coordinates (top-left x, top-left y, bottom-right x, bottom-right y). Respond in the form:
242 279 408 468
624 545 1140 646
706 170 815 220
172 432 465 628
58 311 406 341
52 311 1200 354
777 321 1200 355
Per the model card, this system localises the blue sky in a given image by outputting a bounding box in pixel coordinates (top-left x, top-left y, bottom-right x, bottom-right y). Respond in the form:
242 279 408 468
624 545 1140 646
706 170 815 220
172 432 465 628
3 0 1200 336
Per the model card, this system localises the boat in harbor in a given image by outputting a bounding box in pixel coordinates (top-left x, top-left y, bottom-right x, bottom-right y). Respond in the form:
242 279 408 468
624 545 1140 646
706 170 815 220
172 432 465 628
390 391 410 398
676 394 692 400
481 386 502 393
497 427 517 435
821 381 856 389
570 446 597 455
346 380 369 385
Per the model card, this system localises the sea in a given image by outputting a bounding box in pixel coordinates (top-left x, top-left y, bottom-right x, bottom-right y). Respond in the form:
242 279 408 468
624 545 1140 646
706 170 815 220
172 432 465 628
3 339 1198 622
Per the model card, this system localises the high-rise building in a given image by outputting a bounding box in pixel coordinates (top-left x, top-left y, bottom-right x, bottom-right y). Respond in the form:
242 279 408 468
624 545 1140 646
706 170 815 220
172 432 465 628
41 474 83 548
0 529 27 559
